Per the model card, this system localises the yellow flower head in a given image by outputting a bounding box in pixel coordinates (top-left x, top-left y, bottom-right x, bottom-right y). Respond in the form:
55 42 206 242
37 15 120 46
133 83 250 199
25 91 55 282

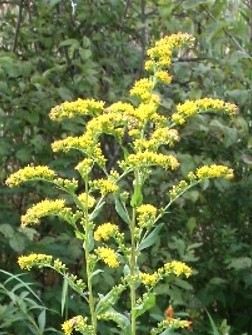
92 178 119 195
94 222 119 241
18 253 53 270
196 164 234 180
140 271 159 286
163 260 192 278
49 98 105 121
21 199 70 227
95 247 120 268
6 166 56 187
137 204 157 228
62 315 92 335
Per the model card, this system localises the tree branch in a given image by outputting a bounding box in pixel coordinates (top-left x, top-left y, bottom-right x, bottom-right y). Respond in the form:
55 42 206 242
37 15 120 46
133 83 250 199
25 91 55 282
12 0 23 53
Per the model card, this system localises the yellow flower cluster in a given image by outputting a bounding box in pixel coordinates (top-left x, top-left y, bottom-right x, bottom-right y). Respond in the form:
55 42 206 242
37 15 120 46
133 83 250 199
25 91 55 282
120 152 180 171
6 165 56 187
163 260 192 278
94 222 119 241
77 193 96 209
95 247 119 268
137 204 157 228
21 199 68 227
133 128 179 151
139 272 159 286
155 71 173 84
92 178 119 195
146 32 194 69
164 318 192 329
62 315 93 335
107 101 135 115
172 98 238 125
52 135 106 168
18 253 53 270
49 98 105 121
195 164 234 180
130 78 155 102
51 135 90 153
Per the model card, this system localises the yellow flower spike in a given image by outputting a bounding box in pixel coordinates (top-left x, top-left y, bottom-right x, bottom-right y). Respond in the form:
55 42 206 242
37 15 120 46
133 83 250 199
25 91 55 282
95 247 120 268
172 98 238 124
49 98 105 121
21 199 67 227
120 152 180 171
196 164 234 180
18 253 53 270
164 260 192 278
137 204 157 229
139 272 159 286
6 165 56 187
94 222 119 241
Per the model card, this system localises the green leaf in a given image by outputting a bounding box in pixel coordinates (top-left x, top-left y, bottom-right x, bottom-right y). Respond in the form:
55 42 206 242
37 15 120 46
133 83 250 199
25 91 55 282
226 257 252 270
114 196 130 224
90 201 105 220
9 234 25 252
138 224 164 251
134 292 156 318
38 310 46 333
130 184 143 208
61 276 68 316
0 224 14 238
206 309 220 335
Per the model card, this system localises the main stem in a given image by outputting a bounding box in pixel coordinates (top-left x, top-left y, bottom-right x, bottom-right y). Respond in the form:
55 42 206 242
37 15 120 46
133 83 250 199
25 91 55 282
84 177 97 334
130 205 137 335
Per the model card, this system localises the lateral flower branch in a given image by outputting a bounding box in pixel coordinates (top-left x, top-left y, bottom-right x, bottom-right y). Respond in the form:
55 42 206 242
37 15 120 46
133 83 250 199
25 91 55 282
6 32 237 335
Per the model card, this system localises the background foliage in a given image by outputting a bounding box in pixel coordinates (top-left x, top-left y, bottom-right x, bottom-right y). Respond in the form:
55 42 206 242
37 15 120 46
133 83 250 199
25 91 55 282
0 0 251 334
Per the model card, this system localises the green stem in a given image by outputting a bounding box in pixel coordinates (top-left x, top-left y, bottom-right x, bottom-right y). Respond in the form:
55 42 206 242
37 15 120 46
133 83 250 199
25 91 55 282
129 170 142 335
83 177 97 334
130 205 137 335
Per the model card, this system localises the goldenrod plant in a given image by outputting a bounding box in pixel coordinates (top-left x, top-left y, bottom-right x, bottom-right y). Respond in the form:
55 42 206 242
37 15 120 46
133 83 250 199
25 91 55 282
6 33 237 335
